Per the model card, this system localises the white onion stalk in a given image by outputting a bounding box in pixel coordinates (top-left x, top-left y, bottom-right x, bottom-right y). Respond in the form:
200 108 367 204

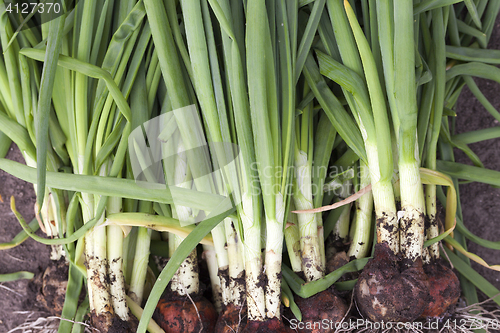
347 161 373 259
343 0 430 322
93 202 110 317
202 244 224 311
325 0 399 253
172 116 231 309
264 193 285 318
245 0 284 321
26 153 65 260
332 179 353 242
365 142 399 252
289 108 349 325
423 5 447 263
107 196 129 321
202 0 269 324
293 150 323 282
224 217 245 306
422 171 439 262
424 181 439 262
399 159 425 262
177 0 239 313
240 192 265 321
322 168 356 256
393 0 426 263
324 205 351 263
83 191 96 314
211 178 235 310
168 146 199 297
284 202 302 273
335 204 352 242
85 163 113 323
169 233 199 296
128 223 152 305
207 223 230 308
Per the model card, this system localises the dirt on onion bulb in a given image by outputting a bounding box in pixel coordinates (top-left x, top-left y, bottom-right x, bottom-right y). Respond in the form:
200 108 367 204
420 260 460 318
214 303 247 333
155 294 217 333
355 243 430 322
35 260 69 316
294 288 348 333
90 312 138 333
241 317 295 333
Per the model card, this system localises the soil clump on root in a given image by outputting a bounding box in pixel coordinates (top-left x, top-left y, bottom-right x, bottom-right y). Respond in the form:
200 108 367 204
215 303 247 333
326 251 349 275
355 243 430 322
241 317 295 333
294 288 348 332
155 293 217 333
32 259 69 316
90 310 138 333
421 260 461 318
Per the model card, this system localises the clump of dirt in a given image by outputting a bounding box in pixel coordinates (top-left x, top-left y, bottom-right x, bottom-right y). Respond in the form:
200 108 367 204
214 303 247 333
294 287 348 332
90 310 138 333
354 243 430 322
154 294 217 333
241 317 295 333
326 251 349 274
420 260 461 318
33 259 69 316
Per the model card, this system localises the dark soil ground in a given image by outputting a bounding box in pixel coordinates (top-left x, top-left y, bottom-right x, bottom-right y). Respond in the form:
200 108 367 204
453 18 500 294
0 146 51 331
1 12 500 333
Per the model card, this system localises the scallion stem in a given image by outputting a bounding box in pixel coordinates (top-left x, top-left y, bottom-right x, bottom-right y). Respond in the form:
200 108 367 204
347 161 373 259
394 0 426 262
107 196 129 321
128 206 153 305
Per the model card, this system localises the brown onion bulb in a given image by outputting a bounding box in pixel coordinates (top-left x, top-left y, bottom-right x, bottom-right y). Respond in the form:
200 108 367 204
355 243 430 322
240 318 295 333
155 296 217 333
420 260 460 318
294 289 348 333
215 303 247 333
